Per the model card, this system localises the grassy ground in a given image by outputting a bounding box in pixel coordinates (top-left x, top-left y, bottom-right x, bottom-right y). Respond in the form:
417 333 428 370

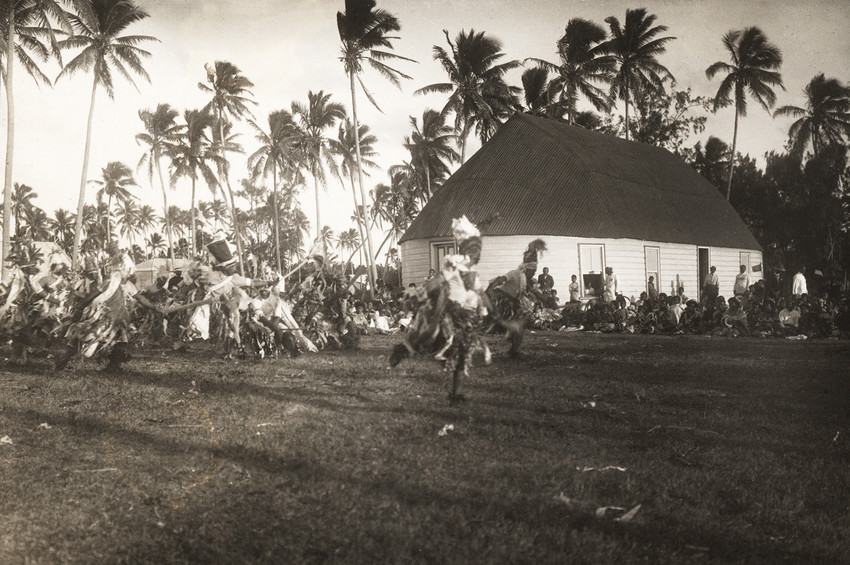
0 332 848 564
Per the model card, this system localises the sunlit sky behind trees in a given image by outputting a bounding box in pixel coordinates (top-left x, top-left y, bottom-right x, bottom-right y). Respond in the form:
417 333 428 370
4 0 849 241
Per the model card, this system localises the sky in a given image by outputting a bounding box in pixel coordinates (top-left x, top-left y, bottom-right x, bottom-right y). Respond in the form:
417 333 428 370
2 0 849 251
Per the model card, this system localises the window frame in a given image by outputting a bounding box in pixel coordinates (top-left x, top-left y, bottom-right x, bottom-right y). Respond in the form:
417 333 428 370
577 243 606 299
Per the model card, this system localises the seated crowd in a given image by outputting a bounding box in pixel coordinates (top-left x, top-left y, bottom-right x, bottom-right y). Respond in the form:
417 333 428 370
532 279 850 339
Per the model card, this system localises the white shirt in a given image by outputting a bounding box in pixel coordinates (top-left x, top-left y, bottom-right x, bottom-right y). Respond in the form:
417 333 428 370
734 272 750 295
792 272 808 297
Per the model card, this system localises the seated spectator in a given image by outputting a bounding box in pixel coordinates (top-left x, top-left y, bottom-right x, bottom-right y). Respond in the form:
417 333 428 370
778 300 801 334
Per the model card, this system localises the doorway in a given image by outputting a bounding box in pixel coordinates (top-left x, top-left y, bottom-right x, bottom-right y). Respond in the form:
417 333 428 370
698 247 710 301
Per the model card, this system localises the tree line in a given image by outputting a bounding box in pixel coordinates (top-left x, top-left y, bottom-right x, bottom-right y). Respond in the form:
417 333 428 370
2 1 848 284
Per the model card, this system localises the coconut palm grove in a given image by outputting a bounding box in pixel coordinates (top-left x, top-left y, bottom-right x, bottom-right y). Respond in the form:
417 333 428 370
1 0 849 563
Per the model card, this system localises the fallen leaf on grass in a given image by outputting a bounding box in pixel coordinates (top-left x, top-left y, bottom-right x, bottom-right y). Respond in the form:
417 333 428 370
553 492 573 506
0 435 12 445
834 431 840 442
685 544 709 552
595 506 625 518
437 424 454 437
614 504 641 522
37 423 52 430
578 465 627 472
596 504 641 521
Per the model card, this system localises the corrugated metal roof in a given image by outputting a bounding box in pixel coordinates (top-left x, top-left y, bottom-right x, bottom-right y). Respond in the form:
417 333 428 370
399 113 762 251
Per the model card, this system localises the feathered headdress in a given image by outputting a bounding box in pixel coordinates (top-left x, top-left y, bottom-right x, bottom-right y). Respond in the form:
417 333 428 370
452 216 482 266
522 239 547 264
451 216 480 243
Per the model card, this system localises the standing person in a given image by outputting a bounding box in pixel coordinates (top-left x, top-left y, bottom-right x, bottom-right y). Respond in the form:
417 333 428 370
568 274 580 303
792 267 808 299
703 266 719 301
425 268 436 282
603 267 618 303
647 276 659 302
537 267 554 292
734 265 750 298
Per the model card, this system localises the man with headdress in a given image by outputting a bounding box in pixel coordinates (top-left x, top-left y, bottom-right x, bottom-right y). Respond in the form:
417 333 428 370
486 238 548 356
200 239 272 358
389 216 489 401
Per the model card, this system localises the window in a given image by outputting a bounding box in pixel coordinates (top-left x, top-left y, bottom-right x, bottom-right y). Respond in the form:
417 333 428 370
645 246 660 293
431 241 456 272
739 251 751 273
578 244 605 298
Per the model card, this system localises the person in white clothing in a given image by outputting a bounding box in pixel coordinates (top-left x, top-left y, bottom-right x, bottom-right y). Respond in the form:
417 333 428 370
792 268 808 298
733 265 750 297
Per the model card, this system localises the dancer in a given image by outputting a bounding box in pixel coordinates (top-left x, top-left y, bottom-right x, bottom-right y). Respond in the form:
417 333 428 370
56 250 159 371
389 216 488 401
486 239 547 356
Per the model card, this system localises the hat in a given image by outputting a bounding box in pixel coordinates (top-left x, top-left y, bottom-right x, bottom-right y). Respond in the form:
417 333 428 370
207 239 237 267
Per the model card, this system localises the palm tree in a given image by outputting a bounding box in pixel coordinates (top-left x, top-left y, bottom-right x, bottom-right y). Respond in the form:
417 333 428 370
337 0 415 290
199 60 255 274
10 182 36 235
248 109 302 273
319 225 336 254
136 204 158 254
328 118 378 279
525 18 615 124
147 231 165 258
404 108 458 200
691 136 730 190
292 90 345 247
136 103 181 266
417 29 520 164
370 168 418 259
24 206 50 240
56 0 157 268
52 208 75 252
336 227 360 270
1 0 68 271
602 8 675 140
113 198 140 246
706 26 783 200
170 108 220 257
773 74 850 160
519 67 553 116
93 160 137 244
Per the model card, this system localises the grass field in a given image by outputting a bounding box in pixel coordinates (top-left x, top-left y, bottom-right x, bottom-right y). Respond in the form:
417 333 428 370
1 332 848 564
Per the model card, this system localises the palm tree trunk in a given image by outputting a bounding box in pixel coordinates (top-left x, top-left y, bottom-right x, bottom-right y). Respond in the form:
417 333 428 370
2 11 16 274
344 241 363 270
156 157 174 271
349 71 378 291
72 74 99 269
460 120 470 164
423 157 432 201
348 170 367 269
273 164 282 274
105 194 113 247
216 115 245 275
313 169 322 248
624 83 630 141
725 110 739 201
190 173 197 257
373 229 394 260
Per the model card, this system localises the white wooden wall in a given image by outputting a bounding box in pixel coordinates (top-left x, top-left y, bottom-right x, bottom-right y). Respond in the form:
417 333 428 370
401 236 762 301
